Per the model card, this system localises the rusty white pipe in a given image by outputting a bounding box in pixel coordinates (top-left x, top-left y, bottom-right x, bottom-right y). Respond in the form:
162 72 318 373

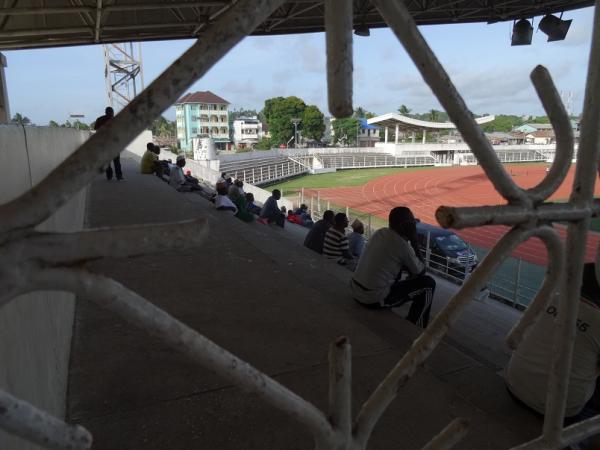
543 1 600 444
0 389 92 450
421 417 469 450
371 0 527 204
30 268 336 445
526 66 574 203
327 336 352 447
436 202 592 230
506 226 564 350
353 226 531 448
4 218 209 267
511 414 600 449
325 0 353 118
0 0 286 240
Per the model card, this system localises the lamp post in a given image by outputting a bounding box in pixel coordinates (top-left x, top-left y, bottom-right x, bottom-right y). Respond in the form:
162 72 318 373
291 117 301 148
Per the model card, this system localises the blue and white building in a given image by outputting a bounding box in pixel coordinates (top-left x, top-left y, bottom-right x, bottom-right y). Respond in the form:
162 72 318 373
176 91 230 151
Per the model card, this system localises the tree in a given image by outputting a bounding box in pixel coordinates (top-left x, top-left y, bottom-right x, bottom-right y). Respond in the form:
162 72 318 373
480 115 524 132
261 96 306 145
428 109 440 122
48 120 60 127
302 105 325 141
398 104 411 116
73 120 90 130
151 115 176 137
332 117 359 146
61 120 72 128
11 113 31 125
254 137 272 150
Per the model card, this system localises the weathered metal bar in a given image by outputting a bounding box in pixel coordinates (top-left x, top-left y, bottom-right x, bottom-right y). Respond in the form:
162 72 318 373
543 1 600 444
436 202 597 230
4 218 209 267
510 414 600 450
506 226 564 350
526 66 574 203
421 417 469 450
328 336 352 446
0 2 224 15
325 0 353 118
353 226 531 448
0 0 287 240
0 389 92 450
30 268 336 444
371 0 527 204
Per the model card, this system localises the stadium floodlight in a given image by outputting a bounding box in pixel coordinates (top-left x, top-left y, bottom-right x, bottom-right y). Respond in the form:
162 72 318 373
539 14 572 42
511 19 533 46
354 24 370 37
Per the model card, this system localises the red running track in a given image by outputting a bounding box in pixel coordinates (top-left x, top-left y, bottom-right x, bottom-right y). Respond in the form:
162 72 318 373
306 165 600 266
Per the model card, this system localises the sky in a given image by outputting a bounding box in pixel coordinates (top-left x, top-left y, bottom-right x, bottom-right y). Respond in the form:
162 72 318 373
3 6 595 125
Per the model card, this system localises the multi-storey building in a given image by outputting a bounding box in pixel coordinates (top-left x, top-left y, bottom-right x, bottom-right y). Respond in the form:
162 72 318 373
232 116 263 149
175 91 230 151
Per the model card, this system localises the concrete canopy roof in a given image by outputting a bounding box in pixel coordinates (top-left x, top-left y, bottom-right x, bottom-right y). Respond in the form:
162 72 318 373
367 113 495 132
0 0 593 51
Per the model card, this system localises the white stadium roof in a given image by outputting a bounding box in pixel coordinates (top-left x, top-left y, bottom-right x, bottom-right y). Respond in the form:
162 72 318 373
367 113 495 132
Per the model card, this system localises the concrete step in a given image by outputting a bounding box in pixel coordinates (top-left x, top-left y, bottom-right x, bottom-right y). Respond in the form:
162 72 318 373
67 153 541 449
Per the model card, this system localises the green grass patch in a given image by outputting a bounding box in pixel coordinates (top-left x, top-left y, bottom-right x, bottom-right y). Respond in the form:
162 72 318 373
265 166 439 193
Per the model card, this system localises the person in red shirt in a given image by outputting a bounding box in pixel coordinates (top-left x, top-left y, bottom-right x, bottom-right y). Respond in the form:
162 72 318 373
287 210 304 226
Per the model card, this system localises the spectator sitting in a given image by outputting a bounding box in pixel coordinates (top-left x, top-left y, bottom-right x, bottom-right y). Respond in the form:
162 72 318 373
294 204 314 228
140 142 159 175
225 177 233 188
350 206 435 328
245 193 262 215
215 181 237 215
287 210 304 226
304 210 334 254
506 263 600 430
348 219 365 259
323 213 353 266
260 189 285 227
169 155 202 192
234 179 245 195
153 145 171 178
228 185 254 222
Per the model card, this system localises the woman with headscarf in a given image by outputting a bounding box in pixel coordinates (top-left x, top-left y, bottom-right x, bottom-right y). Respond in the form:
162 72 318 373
350 206 436 328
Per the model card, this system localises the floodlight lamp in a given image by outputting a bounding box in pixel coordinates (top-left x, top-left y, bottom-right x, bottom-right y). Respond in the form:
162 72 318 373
539 14 572 42
511 19 533 46
354 24 370 37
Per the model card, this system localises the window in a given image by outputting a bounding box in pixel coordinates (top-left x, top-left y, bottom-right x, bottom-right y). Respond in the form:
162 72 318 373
191 128 198 134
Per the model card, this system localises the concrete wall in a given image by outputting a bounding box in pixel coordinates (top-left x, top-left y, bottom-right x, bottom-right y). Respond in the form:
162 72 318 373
0 125 90 450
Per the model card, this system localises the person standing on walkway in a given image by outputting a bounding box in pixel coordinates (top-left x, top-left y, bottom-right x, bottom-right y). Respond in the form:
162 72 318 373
94 106 123 180
350 206 436 328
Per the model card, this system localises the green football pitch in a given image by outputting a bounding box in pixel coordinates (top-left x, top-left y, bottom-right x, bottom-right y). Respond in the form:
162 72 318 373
264 166 439 193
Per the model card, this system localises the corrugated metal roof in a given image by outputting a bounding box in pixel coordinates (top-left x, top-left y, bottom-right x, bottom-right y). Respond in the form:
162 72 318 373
0 0 593 51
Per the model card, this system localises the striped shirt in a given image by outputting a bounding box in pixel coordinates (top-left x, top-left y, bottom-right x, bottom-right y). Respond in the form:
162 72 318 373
323 228 349 261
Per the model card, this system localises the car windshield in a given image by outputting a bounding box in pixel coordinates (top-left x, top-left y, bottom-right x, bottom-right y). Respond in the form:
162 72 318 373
435 234 468 252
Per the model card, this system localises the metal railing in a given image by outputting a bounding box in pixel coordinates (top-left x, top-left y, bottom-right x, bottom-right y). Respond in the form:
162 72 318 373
1 0 600 449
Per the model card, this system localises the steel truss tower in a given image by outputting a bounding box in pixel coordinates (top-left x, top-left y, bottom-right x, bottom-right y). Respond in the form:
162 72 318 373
103 43 144 111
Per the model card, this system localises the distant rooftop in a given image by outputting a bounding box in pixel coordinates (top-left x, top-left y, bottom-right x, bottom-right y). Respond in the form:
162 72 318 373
368 112 495 132
0 1 593 50
176 91 230 105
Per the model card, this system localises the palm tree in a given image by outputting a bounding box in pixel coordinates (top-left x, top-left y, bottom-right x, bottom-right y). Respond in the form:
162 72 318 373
428 109 439 122
11 113 31 125
398 104 411 116
48 120 60 127
353 106 366 118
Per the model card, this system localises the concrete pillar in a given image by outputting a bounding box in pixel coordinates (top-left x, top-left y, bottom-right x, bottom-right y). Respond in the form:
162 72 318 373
411 131 415 143
395 123 399 144
422 129 427 144
0 53 10 124
384 126 388 143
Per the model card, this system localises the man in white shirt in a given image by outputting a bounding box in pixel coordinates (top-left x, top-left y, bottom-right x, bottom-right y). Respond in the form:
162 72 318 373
350 207 436 328
506 263 600 424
